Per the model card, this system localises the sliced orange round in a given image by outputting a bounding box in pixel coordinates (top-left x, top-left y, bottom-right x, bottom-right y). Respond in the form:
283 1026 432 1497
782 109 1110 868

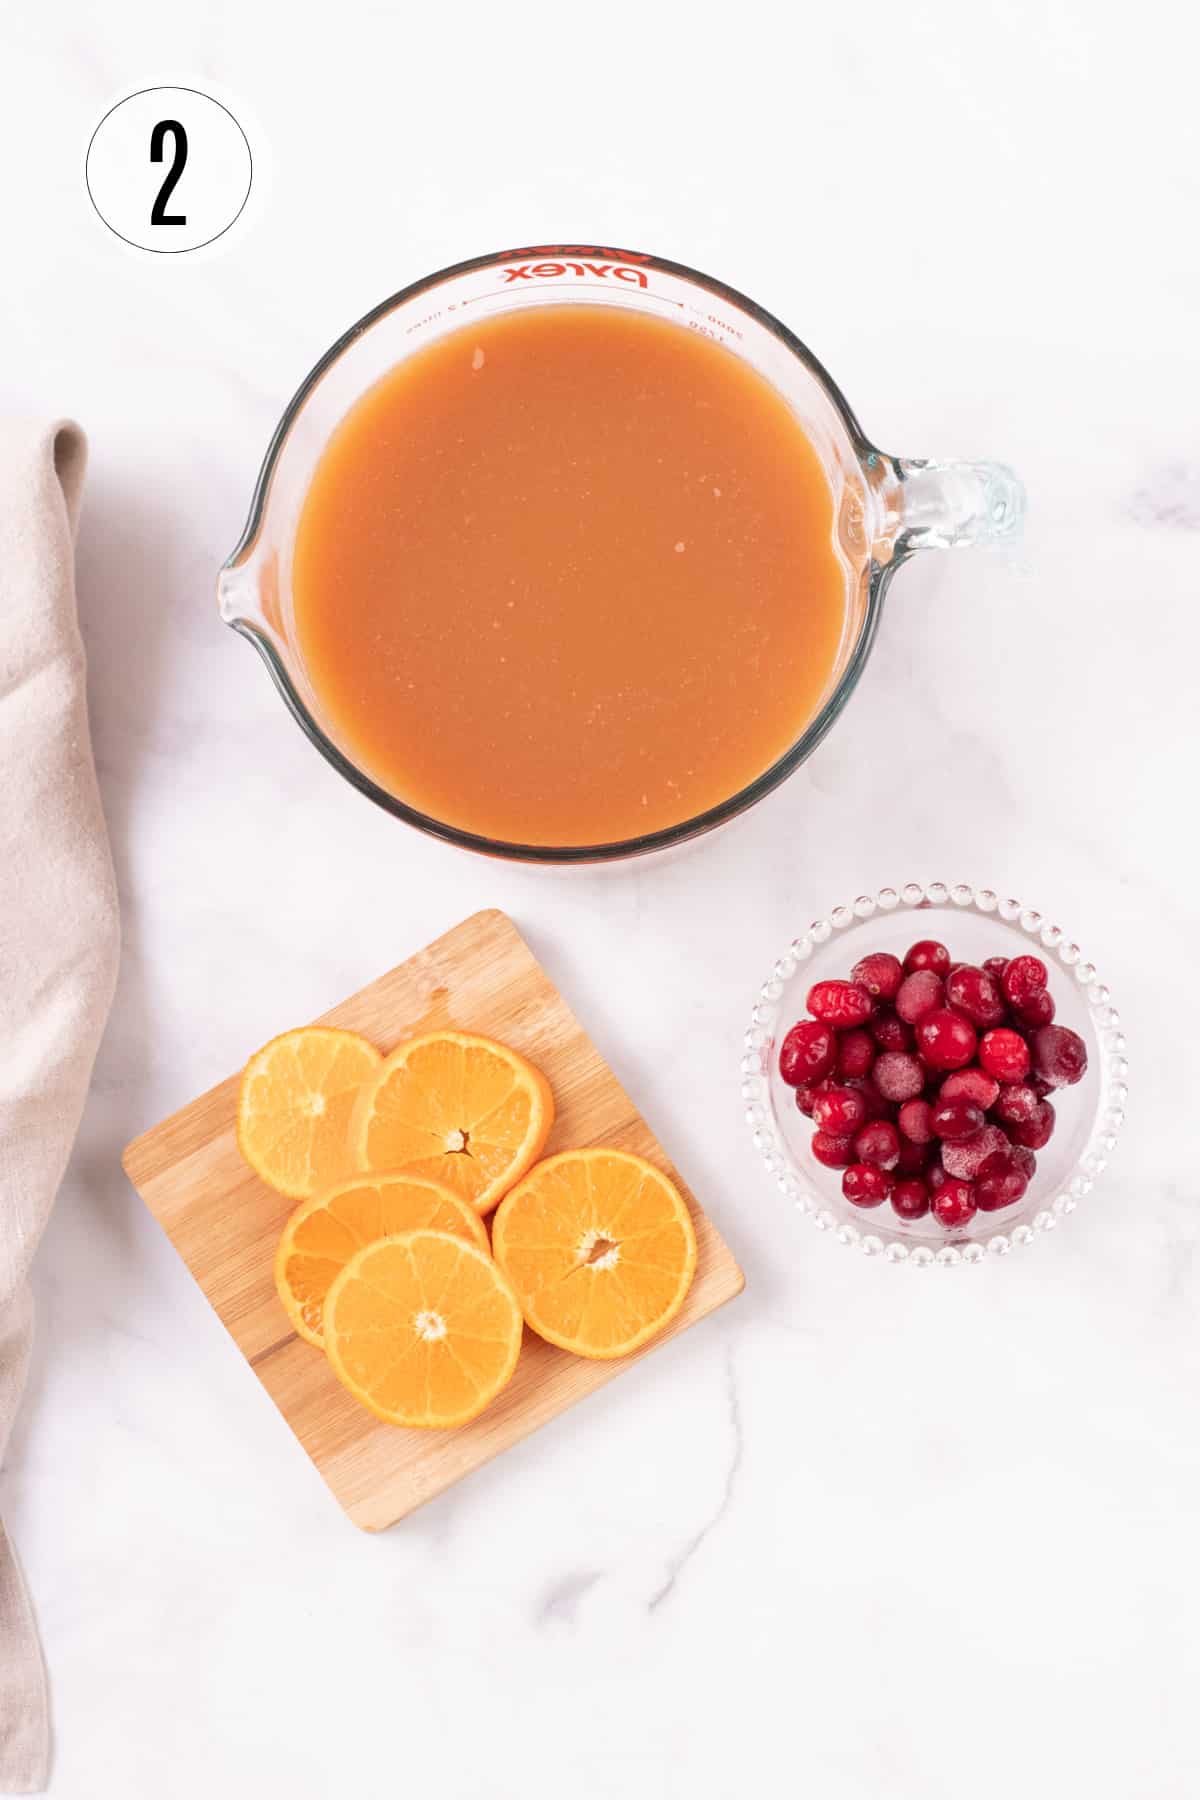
274 1173 488 1347
238 1027 382 1198
351 1030 553 1216
491 1148 698 1360
324 1229 523 1428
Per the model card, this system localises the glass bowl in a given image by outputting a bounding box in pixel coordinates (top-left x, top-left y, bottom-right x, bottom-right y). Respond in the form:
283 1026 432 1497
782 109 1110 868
742 883 1128 1265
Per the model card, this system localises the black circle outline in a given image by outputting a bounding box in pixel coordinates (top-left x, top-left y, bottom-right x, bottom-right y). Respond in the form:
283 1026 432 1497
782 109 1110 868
85 85 253 255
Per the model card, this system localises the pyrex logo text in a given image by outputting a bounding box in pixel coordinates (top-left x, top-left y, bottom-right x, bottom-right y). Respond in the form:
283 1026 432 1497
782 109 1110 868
501 261 649 288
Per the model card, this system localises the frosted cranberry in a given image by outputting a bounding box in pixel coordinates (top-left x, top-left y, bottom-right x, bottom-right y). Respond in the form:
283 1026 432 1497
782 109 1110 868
842 1163 893 1208
1032 1024 1088 1089
898 1097 936 1143
982 955 1009 983
841 1076 893 1122
941 1123 1008 1180
896 1138 931 1175
854 1120 901 1170
978 1027 1030 1083
939 1067 1000 1110
1009 1144 1037 1182
812 1084 868 1136
927 1160 949 1192
1001 954 1048 1009
891 1178 930 1220
871 1008 914 1052
931 1178 977 1229
945 964 1006 1029
895 970 944 1024
806 979 874 1029
1030 1073 1055 1098
1010 1099 1055 1149
993 1083 1039 1125
932 1098 986 1141
811 1130 855 1170
916 1009 977 1071
872 1051 925 1102
850 951 903 1002
836 1028 876 1080
975 1149 1029 1212
1015 988 1056 1028
904 939 951 976
778 1019 837 1086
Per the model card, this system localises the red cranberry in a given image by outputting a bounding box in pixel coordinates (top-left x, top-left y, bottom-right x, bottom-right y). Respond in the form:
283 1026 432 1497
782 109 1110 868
870 1008 914 1052
982 955 1009 982
931 1178 977 1229
975 1149 1029 1212
811 1130 855 1170
927 1161 949 1192
778 1019 837 1086
941 1123 1009 1180
872 1051 926 1102
1030 1073 1055 1098
898 1097 936 1144
939 1067 1000 1110
806 979 874 1029
1032 1024 1088 1089
1009 1099 1056 1149
793 1081 820 1116
931 1098 986 1141
978 1027 1030 1083
904 939 951 976
992 1083 1039 1125
841 1076 893 1122
854 1120 901 1171
812 1084 868 1136
836 1028 876 1080
945 964 1006 1029
1001 954 1048 1010
1015 988 1056 1028
842 1163 893 1208
1009 1144 1037 1182
916 1009 978 1071
895 970 944 1024
896 1138 931 1175
850 951 903 1002
891 1178 930 1220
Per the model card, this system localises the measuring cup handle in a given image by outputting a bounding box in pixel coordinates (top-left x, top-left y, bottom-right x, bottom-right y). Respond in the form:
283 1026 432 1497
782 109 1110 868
874 456 1025 558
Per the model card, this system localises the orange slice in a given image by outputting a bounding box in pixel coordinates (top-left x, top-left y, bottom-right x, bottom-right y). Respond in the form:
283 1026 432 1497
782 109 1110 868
352 1030 553 1216
491 1148 698 1359
274 1173 488 1347
324 1230 523 1428
238 1028 381 1198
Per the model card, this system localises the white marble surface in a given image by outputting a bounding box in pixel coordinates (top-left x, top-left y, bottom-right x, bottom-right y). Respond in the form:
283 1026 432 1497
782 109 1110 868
3 4 1199 1794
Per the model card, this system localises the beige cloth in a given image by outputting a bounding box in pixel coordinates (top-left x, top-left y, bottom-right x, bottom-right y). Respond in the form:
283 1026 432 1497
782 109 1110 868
0 422 118 1792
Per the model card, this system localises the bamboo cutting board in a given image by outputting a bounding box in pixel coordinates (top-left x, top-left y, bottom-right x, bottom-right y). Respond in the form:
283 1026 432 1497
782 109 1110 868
122 910 744 1529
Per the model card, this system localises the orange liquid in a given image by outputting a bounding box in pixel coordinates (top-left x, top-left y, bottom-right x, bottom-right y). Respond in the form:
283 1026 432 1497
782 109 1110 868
293 305 848 847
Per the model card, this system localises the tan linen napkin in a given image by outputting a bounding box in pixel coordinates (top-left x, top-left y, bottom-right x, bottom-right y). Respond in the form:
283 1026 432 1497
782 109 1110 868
0 421 119 1793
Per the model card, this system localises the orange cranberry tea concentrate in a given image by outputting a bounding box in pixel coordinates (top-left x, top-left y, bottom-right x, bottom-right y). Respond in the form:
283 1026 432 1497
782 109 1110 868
293 305 851 847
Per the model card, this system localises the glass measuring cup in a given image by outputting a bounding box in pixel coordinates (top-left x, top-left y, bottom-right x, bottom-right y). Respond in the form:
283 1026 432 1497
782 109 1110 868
218 244 1024 863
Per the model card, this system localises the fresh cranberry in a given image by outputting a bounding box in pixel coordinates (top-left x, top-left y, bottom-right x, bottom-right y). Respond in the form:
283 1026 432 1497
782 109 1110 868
982 955 1009 983
931 1178 977 1229
793 1081 820 1116
978 1027 1030 1083
992 1083 1039 1125
1014 989 1056 1028
1009 1144 1037 1182
812 1084 868 1136
1001 954 1048 1010
916 1009 978 1071
870 1008 914 1052
1010 1099 1056 1149
896 1138 931 1174
850 951 903 1002
806 979 874 1029
941 1123 1008 1180
931 1098 986 1141
939 1067 1000 1110
1032 1024 1088 1089
898 1097 936 1143
895 970 944 1024
974 1149 1029 1212
854 1119 901 1170
811 1130 855 1170
891 1178 930 1220
836 1028 876 1080
945 964 1006 1028
871 1051 926 1102
842 1163 893 1208
904 939 951 976
841 1076 893 1122
778 1019 837 1086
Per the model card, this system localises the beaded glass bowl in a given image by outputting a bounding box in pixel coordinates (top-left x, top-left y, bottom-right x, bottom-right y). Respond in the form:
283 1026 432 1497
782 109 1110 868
743 884 1128 1264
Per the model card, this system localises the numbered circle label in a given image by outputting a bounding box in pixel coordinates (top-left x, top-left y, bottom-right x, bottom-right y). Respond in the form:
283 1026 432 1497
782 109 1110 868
86 87 252 254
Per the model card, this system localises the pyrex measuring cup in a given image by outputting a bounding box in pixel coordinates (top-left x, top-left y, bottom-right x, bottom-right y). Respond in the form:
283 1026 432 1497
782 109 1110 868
219 244 1024 863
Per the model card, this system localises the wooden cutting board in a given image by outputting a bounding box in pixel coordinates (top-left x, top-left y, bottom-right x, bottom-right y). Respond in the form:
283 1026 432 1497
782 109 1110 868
122 910 744 1529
